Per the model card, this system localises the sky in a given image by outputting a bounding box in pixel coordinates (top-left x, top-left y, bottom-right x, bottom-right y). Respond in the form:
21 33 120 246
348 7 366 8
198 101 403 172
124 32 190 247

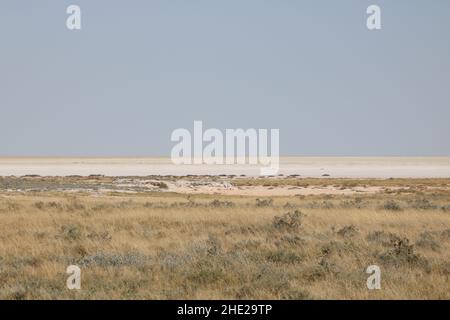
0 0 449 156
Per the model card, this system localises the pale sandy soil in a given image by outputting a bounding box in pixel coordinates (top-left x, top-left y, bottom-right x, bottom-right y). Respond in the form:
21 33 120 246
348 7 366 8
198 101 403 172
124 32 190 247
169 183 384 196
1 157 450 178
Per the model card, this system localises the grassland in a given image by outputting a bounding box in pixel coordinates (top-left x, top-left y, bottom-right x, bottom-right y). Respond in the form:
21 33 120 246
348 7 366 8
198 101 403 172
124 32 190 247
0 176 449 299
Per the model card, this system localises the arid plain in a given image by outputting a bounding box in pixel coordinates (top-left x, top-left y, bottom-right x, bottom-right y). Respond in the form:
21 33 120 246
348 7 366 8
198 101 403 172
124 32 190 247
0 158 449 299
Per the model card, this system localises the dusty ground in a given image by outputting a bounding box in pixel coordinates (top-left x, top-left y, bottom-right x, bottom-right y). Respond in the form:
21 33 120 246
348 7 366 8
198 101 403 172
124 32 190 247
0 176 449 299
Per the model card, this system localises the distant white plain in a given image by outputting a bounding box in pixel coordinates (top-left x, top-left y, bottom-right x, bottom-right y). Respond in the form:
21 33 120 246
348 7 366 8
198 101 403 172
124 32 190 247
0 157 449 178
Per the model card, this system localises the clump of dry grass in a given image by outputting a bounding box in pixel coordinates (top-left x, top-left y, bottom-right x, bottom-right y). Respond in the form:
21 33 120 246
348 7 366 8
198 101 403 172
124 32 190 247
378 237 429 270
256 198 273 207
336 225 359 238
366 230 401 246
415 232 441 251
209 200 235 208
380 200 403 211
272 210 305 230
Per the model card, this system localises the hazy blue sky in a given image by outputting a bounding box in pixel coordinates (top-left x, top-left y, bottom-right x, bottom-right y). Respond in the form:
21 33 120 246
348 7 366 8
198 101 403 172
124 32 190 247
1 0 449 156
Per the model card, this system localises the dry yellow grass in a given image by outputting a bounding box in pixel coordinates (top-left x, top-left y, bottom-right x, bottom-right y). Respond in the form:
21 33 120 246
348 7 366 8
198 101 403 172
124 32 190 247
0 178 449 300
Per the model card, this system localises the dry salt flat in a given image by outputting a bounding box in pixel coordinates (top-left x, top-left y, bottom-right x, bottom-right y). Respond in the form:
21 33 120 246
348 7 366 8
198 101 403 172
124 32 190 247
0 157 449 178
